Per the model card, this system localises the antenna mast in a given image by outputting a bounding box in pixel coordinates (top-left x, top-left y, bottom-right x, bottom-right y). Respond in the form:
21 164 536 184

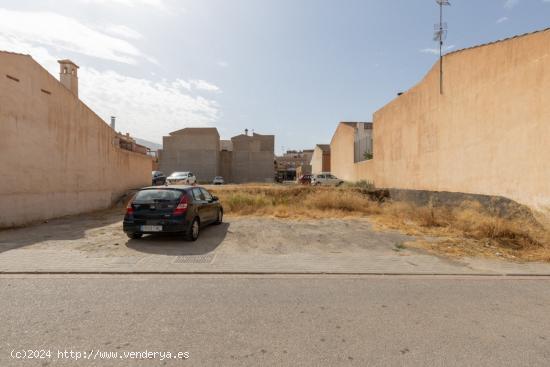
434 0 451 94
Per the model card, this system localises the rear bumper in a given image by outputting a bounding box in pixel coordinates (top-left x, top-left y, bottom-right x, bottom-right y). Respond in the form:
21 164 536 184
123 218 190 234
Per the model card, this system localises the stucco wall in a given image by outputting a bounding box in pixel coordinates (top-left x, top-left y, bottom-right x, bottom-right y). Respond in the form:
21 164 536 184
354 160 375 183
330 123 357 181
311 146 330 174
0 52 152 227
373 30 550 210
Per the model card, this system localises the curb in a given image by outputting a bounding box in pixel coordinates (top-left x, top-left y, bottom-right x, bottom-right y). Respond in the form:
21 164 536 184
2 271 550 277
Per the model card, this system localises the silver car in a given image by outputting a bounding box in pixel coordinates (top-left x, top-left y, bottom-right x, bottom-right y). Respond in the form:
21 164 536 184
311 173 344 186
212 176 225 185
166 172 197 185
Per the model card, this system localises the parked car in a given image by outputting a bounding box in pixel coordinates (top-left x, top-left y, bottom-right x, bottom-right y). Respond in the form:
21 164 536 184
151 171 166 185
298 174 313 185
123 185 223 241
311 173 344 186
212 176 225 185
166 172 196 185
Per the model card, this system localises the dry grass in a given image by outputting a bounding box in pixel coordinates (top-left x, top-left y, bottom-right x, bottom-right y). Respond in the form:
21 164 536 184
208 184 550 262
374 201 550 262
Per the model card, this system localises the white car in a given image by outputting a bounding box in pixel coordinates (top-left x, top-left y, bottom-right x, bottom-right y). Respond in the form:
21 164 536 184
212 176 225 185
311 173 344 186
166 172 197 185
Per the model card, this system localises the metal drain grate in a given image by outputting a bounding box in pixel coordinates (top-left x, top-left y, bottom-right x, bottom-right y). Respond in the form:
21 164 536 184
173 254 215 264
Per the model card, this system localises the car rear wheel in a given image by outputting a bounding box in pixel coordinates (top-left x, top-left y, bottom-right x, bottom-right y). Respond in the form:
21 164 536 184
185 218 200 241
127 233 143 239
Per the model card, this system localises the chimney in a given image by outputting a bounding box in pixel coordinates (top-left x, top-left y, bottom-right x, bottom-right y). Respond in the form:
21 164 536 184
110 116 116 130
244 128 249 136
58 59 79 97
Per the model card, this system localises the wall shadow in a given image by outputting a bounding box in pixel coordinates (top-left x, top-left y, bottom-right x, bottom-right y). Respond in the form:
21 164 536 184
0 209 123 254
125 223 230 256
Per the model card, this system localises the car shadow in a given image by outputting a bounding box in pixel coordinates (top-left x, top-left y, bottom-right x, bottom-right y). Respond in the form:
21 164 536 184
0 208 124 254
125 222 230 256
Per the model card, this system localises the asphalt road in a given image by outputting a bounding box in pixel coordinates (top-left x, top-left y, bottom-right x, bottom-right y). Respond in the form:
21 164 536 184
1 275 549 366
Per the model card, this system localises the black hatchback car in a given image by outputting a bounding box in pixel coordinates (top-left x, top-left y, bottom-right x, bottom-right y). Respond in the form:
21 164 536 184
151 171 166 185
123 185 223 241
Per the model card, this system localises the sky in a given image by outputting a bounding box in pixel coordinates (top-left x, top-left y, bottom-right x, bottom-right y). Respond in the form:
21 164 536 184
1 0 549 154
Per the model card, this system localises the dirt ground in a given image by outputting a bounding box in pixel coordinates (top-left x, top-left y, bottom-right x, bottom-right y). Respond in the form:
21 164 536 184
0 208 410 259
202 184 550 263
2 207 550 274
1 184 548 272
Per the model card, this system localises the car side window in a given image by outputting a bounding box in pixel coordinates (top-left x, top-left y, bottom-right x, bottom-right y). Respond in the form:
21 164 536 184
201 188 213 201
191 188 203 201
318 175 325 179
189 172 194 177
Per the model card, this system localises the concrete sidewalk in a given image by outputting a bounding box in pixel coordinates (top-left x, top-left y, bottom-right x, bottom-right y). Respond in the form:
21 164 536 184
1 209 549 275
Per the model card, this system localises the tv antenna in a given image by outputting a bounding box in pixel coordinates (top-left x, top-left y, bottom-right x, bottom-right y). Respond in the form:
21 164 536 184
434 0 451 94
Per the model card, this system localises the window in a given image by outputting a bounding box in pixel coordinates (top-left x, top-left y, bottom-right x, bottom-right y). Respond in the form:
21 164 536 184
200 188 213 201
192 188 204 201
134 189 181 202
188 172 194 177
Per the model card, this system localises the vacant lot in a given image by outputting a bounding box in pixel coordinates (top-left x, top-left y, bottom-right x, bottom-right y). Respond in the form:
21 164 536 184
206 184 550 262
2 206 549 274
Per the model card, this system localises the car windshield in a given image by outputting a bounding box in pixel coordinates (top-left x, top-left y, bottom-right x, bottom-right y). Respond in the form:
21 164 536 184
170 172 188 177
133 189 182 202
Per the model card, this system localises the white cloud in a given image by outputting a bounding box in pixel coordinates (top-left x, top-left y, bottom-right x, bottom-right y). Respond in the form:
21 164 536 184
80 69 219 142
420 45 455 55
504 0 519 9
496 16 509 23
105 24 143 40
190 80 221 92
0 8 153 64
0 28 221 143
80 0 168 10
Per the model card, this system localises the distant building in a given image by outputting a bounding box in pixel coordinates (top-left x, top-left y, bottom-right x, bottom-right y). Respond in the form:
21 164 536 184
310 144 331 174
275 149 314 181
230 132 275 183
159 128 275 183
159 128 220 181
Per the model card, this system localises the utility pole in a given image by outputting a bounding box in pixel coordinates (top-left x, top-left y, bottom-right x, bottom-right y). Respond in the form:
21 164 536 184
434 0 451 94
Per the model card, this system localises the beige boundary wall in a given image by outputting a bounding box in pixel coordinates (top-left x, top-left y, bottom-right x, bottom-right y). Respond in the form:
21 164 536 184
330 123 376 182
369 29 550 210
330 123 357 181
0 52 151 227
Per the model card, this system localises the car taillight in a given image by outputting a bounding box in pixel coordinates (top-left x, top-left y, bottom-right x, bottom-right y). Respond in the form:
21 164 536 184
126 200 134 215
173 195 188 216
